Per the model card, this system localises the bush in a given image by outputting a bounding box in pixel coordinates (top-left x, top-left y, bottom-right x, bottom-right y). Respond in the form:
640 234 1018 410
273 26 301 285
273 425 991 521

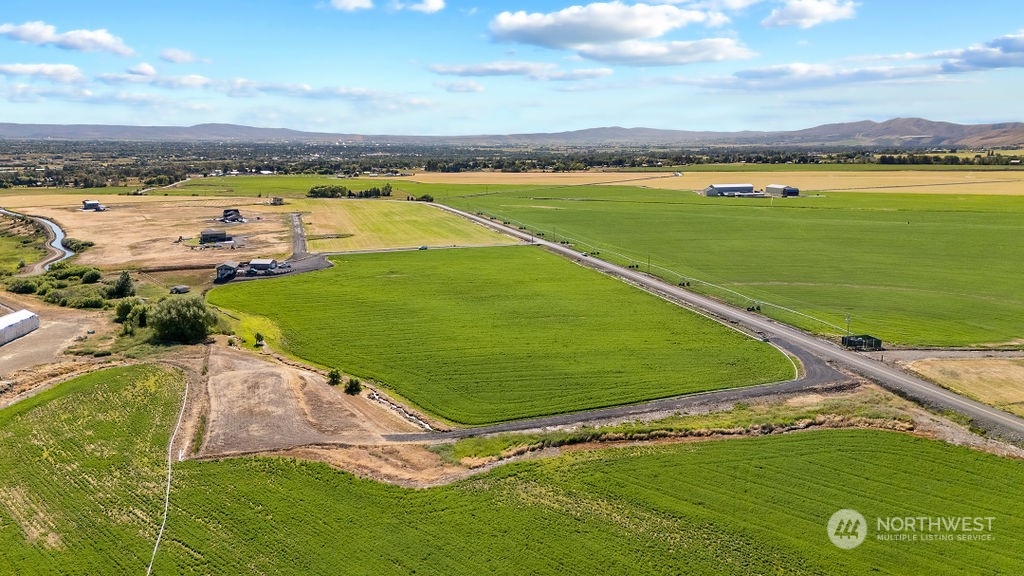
81 269 102 284
344 378 362 395
68 296 105 309
6 278 37 294
62 238 95 253
149 295 217 344
114 298 139 323
328 369 341 386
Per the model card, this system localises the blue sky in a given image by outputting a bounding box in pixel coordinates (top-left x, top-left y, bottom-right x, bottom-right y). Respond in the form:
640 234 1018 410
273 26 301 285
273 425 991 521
1 0 1023 135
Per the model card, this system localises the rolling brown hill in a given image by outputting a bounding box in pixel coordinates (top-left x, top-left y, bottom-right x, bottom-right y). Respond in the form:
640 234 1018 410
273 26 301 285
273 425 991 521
0 118 1021 148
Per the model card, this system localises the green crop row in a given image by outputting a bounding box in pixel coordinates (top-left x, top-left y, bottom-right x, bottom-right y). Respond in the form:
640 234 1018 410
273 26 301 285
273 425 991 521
4 365 1021 575
207 246 793 425
0 364 184 574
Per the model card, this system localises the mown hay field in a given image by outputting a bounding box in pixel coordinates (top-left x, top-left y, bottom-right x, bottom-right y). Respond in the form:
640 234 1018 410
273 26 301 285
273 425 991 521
909 358 1024 417
399 167 1024 196
434 186 1024 347
297 198 514 252
207 245 793 425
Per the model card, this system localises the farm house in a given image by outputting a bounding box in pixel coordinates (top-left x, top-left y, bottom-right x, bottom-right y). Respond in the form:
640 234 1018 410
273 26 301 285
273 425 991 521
703 184 755 197
0 309 40 347
766 184 800 197
216 261 239 281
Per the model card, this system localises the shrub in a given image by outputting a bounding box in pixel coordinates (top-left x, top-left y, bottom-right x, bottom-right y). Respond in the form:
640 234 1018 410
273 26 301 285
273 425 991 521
344 378 362 395
327 369 341 386
6 278 37 294
62 238 95 253
81 269 102 284
68 296 105 309
148 295 217 344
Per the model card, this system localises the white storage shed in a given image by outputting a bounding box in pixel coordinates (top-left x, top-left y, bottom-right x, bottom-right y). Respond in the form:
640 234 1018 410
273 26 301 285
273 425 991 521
0 309 40 346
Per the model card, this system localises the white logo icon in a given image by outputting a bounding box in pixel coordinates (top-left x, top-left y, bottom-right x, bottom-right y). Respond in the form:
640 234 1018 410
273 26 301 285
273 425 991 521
828 509 867 549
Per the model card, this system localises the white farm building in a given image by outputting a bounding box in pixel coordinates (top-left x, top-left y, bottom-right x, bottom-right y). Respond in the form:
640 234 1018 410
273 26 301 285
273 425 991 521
0 309 40 347
703 183 755 197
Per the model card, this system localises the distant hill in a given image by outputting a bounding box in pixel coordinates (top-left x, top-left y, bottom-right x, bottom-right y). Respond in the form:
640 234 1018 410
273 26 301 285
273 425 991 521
1 118 1022 148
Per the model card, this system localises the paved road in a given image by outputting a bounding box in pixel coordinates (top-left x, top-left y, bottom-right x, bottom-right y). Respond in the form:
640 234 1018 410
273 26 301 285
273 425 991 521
425 204 1024 444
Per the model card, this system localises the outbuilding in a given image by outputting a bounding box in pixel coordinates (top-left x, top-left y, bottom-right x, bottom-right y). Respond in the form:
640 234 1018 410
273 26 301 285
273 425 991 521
216 261 239 281
842 334 883 351
248 258 278 271
0 309 40 347
766 184 800 197
201 229 230 244
82 200 106 211
703 184 755 197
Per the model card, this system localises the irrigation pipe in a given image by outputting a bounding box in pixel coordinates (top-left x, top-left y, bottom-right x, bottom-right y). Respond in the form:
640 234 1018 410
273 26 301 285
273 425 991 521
146 377 189 575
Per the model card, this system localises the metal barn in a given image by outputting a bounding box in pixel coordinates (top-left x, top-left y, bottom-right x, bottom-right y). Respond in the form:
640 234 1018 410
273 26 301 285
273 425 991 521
0 309 40 346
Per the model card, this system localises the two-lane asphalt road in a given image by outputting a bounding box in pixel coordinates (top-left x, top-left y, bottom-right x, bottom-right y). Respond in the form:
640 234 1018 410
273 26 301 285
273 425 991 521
434 203 1024 444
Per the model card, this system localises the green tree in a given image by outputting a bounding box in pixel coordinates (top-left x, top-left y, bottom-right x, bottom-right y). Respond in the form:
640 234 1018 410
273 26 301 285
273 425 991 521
107 271 135 298
148 295 217 344
344 377 362 395
327 369 341 386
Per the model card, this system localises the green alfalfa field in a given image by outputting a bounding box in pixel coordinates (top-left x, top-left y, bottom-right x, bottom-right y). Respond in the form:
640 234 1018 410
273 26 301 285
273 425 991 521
163 172 1024 347
433 185 1024 347
206 245 794 425
2 365 1022 575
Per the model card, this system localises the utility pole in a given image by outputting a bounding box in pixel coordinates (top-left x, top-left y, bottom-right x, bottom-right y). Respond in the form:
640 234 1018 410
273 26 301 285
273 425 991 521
845 314 852 335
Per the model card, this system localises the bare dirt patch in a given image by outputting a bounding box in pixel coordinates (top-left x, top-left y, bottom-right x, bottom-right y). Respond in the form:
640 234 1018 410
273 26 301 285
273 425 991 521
0 292 109 399
1 194 292 269
199 346 420 458
277 444 471 488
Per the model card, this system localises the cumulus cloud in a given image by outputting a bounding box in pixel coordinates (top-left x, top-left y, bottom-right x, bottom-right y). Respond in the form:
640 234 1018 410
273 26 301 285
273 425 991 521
128 62 157 76
0 21 133 55
160 48 197 64
488 2 751 66
331 0 373 10
0 63 85 83
761 0 857 29
398 0 445 13
577 38 755 65
490 2 711 49
430 61 613 81
937 30 1024 72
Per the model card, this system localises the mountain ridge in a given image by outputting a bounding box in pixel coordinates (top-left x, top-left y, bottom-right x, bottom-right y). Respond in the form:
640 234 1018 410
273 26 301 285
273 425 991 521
0 118 1021 148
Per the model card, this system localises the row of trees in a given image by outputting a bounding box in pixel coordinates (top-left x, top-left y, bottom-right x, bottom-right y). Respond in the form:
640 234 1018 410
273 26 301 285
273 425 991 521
307 183 393 198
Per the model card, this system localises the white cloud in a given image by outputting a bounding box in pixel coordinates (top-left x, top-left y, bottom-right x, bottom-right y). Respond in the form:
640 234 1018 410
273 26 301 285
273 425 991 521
430 61 613 81
160 48 197 64
0 21 133 55
330 0 373 10
438 80 485 93
762 0 857 29
577 38 755 65
98 71 212 89
490 2 712 49
128 63 157 76
937 30 1024 72
407 0 446 13
0 63 85 83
